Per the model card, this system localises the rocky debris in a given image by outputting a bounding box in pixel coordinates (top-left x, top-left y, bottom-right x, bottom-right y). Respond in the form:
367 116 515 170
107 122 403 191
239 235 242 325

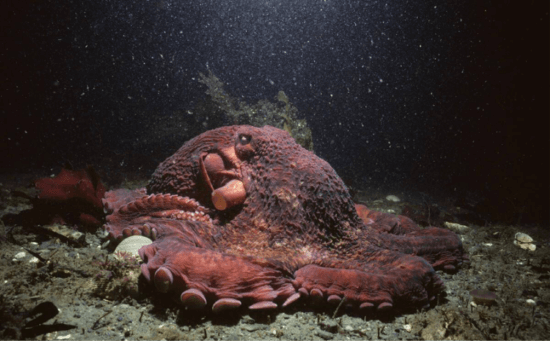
1 173 549 340
44 224 86 244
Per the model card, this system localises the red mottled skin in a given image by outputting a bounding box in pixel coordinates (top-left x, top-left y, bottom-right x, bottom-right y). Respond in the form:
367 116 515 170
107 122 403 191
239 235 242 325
34 167 105 227
104 125 467 314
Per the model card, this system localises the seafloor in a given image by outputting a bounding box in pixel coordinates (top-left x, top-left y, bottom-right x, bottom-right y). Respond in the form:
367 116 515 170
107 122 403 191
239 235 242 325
0 171 549 340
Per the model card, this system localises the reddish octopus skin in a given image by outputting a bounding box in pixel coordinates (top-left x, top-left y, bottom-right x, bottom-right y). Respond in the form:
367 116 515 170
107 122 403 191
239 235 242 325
34 166 105 228
104 125 467 314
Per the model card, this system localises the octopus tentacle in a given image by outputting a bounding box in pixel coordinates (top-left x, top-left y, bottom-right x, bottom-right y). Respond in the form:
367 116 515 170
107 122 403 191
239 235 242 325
138 237 298 312
361 227 466 270
104 191 215 243
293 254 443 312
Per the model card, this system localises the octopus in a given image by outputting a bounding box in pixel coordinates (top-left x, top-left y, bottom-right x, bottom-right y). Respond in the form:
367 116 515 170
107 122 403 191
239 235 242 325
101 125 466 314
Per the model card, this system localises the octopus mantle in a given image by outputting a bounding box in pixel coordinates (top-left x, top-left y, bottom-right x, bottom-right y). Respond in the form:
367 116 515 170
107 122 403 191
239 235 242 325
103 125 466 314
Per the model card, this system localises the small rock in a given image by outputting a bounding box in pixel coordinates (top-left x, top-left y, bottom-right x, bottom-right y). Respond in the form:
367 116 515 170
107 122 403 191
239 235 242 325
241 315 255 324
514 232 536 251
316 329 335 340
12 251 26 262
470 289 497 306
45 224 85 243
526 299 536 306
403 324 412 332
101 240 111 249
385 195 400 202
14 251 26 258
320 320 339 334
444 222 469 233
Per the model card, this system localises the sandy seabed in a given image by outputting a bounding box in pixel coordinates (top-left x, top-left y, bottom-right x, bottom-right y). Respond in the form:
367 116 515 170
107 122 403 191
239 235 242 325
0 172 548 340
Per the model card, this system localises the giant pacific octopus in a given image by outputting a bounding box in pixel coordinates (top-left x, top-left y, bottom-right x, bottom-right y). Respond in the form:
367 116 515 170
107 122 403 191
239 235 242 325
102 125 467 314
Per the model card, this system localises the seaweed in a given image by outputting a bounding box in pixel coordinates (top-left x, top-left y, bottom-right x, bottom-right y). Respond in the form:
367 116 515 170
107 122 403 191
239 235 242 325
197 70 314 151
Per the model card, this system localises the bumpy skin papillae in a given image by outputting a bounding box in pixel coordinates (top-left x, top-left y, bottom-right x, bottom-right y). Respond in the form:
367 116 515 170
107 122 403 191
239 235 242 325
104 125 466 314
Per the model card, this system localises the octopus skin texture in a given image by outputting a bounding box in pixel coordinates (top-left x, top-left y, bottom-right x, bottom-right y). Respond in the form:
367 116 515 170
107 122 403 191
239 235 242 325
4 166 106 229
103 125 467 314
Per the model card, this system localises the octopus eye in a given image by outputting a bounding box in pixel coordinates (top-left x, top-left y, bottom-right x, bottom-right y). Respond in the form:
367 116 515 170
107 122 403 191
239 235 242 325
238 134 252 145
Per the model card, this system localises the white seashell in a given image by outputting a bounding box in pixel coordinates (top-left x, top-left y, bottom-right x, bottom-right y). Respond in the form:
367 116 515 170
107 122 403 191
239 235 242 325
515 232 533 243
114 235 153 260
514 232 536 251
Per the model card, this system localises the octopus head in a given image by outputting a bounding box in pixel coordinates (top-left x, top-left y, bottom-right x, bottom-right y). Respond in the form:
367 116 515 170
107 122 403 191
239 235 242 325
148 125 360 232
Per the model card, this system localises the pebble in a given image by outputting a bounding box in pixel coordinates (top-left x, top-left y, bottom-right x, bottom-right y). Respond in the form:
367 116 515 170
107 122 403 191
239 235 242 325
514 232 536 251
44 224 85 243
316 329 335 340
12 251 26 262
470 289 497 306
444 222 469 233
385 195 400 202
320 320 339 333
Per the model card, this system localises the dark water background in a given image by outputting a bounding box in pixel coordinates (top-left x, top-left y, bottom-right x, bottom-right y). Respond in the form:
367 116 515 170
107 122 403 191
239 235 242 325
2 0 548 223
